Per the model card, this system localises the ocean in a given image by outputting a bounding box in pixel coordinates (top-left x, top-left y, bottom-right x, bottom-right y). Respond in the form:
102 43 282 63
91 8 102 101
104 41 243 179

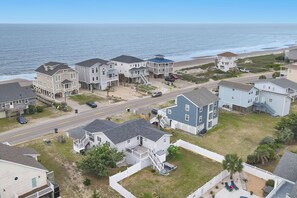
0 24 297 81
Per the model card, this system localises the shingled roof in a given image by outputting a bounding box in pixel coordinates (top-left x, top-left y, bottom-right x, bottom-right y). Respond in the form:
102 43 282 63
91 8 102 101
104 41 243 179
76 58 109 67
274 151 297 182
82 119 167 144
217 52 238 57
255 78 297 91
0 143 47 170
182 87 219 107
35 62 74 76
0 82 35 103
219 80 254 91
111 55 144 63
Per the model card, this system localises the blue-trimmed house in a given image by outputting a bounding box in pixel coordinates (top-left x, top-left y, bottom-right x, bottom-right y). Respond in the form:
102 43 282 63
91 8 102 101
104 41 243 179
147 55 174 77
157 87 219 135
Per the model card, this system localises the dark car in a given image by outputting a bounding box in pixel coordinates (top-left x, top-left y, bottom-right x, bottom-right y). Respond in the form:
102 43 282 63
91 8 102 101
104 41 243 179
86 101 97 108
165 76 175 82
17 116 28 124
151 108 159 115
169 73 179 80
151 91 162 97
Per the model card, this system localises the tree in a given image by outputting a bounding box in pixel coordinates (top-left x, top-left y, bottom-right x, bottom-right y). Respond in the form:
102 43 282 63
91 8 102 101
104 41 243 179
259 75 267 79
106 85 111 97
275 113 297 140
147 112 152 120
156 114 162 128
77 144 124 177
272 72 280 79
276 127 295 144
254 145 275 165
167 145 179 158
222 154 243 179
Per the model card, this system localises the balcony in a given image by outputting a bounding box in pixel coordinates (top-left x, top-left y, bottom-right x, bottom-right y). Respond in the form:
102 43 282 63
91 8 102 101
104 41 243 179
17 180 54 198
126 145 149 159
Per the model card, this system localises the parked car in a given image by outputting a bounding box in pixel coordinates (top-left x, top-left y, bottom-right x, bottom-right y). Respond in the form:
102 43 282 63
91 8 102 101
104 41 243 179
240 68 250 73
17 116 28 124
169 73 179 80
151 108 159 115
152 91 162 97
86 101 97 108
165 76 175 82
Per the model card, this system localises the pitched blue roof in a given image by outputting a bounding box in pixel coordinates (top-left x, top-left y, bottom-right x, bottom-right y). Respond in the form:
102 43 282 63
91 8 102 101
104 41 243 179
147 57 174 63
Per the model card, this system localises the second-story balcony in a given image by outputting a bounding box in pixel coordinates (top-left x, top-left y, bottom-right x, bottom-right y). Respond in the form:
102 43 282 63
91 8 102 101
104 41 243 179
125 145 149 159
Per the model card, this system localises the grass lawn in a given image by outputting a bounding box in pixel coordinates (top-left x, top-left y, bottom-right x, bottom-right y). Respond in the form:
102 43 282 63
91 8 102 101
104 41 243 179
110 112 142 123
237 54 286 73
23 134 121 198
168 110 281 161
121 148 222 198
138 85 157 93
69 93 106 105
158 99 175 109
0 117 19 133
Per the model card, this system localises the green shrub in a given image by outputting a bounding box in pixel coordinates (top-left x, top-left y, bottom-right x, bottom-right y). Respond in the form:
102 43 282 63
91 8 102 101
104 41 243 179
83 178 91 186
28 105 36 114
272 72 280 78
260 136 275 145
247 154 258 164
265 179 275 187
36 106 44 113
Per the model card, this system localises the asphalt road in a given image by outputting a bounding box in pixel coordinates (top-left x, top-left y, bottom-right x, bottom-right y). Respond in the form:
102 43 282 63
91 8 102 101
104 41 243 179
0 73 271 145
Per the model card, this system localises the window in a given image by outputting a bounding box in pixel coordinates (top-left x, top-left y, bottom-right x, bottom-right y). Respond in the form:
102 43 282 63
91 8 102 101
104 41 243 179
93 77 95 81
232 88 235 91
256 91 259 95
208 121 212 128
214 102 217 107
199 116 202 122
25 99 28 104
32 178 37 188
97 137 101 142
209 104 213 112
127 139 130 143
208 113 213 120
92 68 94 73
185 114 189 121
185 104 190 111
199 107 203 113
55 75 61 82
102 68 106 75
163 138 166 143
96 77 98 80
137 136 139 140
269 99 272 102
96 68 98 73
167 109 172 114
214 110 217 117
71 73 76 79
110 65 113 69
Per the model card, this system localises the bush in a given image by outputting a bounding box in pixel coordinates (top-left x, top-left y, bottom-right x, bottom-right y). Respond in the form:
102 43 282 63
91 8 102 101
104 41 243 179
28 105 36 114
265 179 275 187
259 75 267 79
36 106 44 113
247 154 258 164
272 72 280 78
260 136 275 145
83 178 91 186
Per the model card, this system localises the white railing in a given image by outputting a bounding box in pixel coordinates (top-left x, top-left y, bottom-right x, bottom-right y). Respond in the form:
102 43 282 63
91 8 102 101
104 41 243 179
140 73 149 85
187 170 230 198
109 159 151 198
266 180 286 198
148 150 164 172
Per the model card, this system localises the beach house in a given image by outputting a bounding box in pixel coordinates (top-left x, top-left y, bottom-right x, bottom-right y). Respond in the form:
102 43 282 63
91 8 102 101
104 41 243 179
0 82 36 118
67 119 171 173
216 52 238 72
285 46 297 62
280 64 297 83
75 58 119 91
33 62 79 99
218 80 259 113
154 87 219 135
0 143 60 198
146 55 174 77
111 55 150 85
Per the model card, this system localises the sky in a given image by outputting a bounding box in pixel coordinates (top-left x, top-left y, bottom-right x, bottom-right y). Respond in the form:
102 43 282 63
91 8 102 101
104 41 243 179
0 0 296 24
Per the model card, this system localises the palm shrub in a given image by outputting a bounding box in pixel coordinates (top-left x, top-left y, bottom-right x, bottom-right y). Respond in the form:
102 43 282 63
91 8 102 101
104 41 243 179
222 154 243 179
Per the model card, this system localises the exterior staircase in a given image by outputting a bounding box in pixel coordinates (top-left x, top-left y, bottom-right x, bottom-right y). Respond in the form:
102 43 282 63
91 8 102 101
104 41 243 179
140 73 150 85
159 117 168 128
74 134 89 152
253 102 277 116
148 150 164 173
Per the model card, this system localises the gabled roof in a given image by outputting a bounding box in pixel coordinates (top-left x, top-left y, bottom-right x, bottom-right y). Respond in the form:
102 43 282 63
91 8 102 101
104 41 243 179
61 79 72 84
67 127 85 139
147 55 174 63
111 55 144 63
0 82 35 103
219 80 254 91
217 52 238 57
35 62 74 76
76 58 109 67
291 183 297 198
182 87 219 107
82 119 167 145
274 151 297 182
0 143 47 170
255 78 297 90
83 119 118 133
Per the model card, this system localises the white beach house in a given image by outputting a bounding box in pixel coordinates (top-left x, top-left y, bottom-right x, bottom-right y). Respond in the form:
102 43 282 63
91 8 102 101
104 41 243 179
216 52 238 72
146 54 174 77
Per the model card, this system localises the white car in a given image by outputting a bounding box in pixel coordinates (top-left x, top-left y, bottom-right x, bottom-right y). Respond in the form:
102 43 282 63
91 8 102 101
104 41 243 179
240 68 250 73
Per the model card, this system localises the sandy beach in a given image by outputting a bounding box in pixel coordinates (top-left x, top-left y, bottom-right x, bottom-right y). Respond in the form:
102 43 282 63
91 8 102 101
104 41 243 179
173 48 286 71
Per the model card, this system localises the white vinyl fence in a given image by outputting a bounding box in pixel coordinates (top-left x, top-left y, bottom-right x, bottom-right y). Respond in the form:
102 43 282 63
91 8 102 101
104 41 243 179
109 158 151 198
243 163 276 181
187 170 230 198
